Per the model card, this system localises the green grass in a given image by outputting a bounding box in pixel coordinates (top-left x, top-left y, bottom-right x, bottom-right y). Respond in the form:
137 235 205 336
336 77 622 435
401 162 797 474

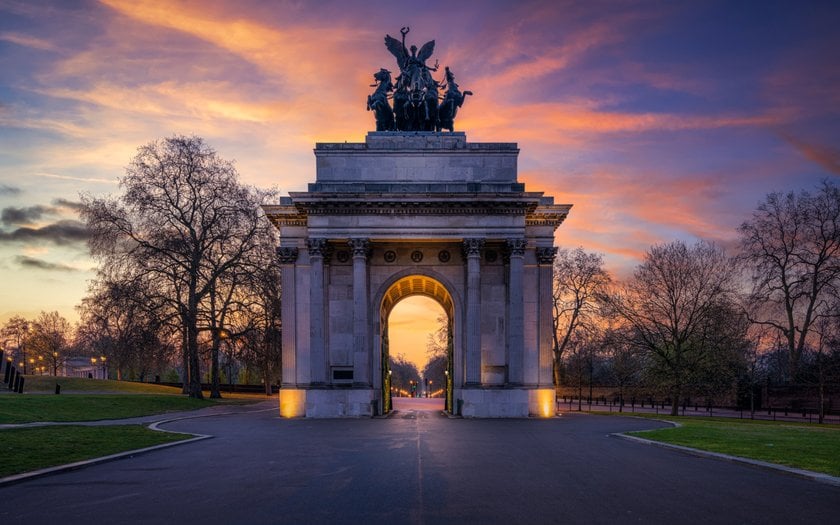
626 416 840 477
22 376 183 394
0 425 190 477
0 395 216 424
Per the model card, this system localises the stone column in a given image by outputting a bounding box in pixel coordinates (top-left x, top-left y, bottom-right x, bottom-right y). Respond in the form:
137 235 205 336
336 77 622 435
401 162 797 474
349 238 371 386
463 238 484 385
506 238 527 385
536 246 558 386
307 238 328 385
277 246 299 386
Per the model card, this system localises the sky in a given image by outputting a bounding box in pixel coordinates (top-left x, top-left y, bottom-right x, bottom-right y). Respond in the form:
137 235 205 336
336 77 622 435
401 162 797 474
1 0 839 369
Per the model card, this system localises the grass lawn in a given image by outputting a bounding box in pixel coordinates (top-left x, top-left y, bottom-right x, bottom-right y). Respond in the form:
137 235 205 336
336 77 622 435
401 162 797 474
625 415 840 477
0 395 218 424
0 425 191 478
23 376 183 394
22 376 274 400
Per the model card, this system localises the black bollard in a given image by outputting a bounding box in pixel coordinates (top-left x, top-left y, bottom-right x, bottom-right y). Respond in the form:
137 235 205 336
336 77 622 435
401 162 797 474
16 376 24 393
55 383 61 395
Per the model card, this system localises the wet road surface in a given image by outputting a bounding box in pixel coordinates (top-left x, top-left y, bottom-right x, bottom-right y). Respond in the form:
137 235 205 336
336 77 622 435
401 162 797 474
2 398 837 524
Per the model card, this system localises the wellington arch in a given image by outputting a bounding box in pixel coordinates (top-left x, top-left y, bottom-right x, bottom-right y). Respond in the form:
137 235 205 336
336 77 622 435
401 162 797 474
263 131 571 417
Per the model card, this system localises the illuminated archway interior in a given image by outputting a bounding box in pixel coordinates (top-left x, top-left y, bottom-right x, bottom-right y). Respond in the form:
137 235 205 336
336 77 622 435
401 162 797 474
380 275 454 413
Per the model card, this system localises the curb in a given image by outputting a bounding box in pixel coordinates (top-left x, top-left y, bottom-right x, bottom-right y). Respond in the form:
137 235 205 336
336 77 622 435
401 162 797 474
613 432 840 487
0 406 276 487
0 433 212 487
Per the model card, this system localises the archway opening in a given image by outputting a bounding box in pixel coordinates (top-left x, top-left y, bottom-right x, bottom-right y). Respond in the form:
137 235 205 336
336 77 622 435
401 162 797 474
380 275 454 413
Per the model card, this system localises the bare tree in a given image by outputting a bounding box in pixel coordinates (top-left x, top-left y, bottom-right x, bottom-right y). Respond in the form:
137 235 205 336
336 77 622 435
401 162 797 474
81 136 265 399
1 316 32 373
77 275 171 381
229 224 283 396
602 326 642 411
390 354 421 396
552 247 611 387
738 181 840 381
422 313 449 397
606 240 739 415
29 311 71 375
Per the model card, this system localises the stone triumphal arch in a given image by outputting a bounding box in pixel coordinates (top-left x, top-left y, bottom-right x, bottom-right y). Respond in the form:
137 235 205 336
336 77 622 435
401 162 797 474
264 132 570 417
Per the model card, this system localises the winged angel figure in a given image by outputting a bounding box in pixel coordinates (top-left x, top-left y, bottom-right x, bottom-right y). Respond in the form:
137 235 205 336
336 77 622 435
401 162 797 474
385 28 437 94
383 27 440 131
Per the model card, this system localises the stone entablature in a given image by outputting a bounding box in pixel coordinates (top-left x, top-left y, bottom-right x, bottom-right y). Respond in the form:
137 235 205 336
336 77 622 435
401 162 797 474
264 132 571 418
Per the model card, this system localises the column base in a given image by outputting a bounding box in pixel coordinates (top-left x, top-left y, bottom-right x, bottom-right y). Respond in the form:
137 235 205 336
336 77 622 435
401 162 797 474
279 389 307 418
454 387 555 418
279 388 377 418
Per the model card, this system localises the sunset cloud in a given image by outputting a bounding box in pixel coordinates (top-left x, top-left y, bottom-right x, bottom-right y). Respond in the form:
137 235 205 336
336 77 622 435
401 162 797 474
1 205 56 226
779 133 840 176
0 220 89 246
14 255 80 272
0 0 838 344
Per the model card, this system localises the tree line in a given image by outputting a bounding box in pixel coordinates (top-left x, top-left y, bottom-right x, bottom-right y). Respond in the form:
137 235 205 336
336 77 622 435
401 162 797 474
3 135 838 412
3 136 281 398
551 181 840 419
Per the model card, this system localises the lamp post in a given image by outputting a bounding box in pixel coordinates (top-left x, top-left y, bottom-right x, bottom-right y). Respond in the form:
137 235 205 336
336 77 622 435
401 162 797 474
100 356 107 380
219 329 232 390
444 369 450 411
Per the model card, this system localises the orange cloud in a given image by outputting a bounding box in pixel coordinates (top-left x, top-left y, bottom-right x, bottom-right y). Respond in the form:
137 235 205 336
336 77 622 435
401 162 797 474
99 0 371 94
780 133 840 175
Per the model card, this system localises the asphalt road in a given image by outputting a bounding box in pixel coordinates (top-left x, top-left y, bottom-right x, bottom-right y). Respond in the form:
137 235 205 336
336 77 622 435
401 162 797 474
2 399 838 524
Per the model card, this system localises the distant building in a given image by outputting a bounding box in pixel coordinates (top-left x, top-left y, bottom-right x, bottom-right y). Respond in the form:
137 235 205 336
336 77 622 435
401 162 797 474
63 357 108 379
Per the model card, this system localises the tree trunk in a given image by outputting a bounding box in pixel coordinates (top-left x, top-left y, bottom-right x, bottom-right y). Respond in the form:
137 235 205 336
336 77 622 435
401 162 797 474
552 353 562 388
670 386 680 416
210 337 221 399
181 322 189 394
818 353 825 424
187 296 203 400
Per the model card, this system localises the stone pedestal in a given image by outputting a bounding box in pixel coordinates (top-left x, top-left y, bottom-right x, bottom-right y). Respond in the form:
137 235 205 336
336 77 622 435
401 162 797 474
264 132 570 418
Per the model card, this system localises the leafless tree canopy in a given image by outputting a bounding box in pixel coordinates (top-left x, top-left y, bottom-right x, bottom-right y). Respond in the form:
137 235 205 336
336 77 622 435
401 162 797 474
80 136 274 398
605 240 743 415
551 247 610 385
738 180 840 380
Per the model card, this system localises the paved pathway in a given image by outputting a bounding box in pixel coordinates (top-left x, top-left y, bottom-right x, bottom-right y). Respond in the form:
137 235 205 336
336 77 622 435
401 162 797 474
1 400 838 524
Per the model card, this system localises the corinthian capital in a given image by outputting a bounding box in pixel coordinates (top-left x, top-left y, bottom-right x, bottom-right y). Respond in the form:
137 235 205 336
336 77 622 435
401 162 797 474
276 246 299 264
535 246 558 264
347 238 371 258
462 238 485 258
306 238 328 257
506 238 527 256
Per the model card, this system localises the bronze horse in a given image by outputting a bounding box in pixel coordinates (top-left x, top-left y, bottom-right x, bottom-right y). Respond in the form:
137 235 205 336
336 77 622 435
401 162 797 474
367 68 395 131
437 67 472 132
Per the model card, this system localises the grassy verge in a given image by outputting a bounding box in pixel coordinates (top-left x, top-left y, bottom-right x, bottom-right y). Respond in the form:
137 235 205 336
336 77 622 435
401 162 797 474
0 425 190 478
0 395 217 424
22 376 183 394
22 376 274 400
624 415 840 477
